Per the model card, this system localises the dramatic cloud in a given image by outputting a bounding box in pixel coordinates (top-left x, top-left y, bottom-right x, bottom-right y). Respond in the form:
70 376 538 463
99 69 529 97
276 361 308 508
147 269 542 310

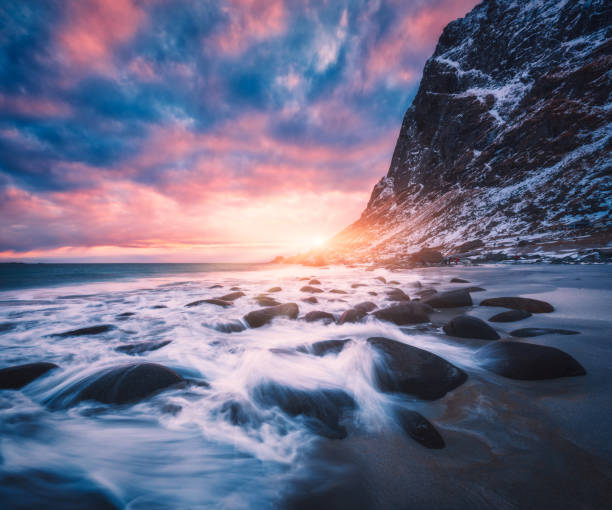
0 0 479 261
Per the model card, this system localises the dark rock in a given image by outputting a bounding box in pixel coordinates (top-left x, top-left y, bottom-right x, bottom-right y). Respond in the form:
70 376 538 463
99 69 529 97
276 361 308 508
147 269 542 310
354 301 377 313
151 305 167 309
310 339 351 356
186 298 232 308
304 311 336 324
443 315 500 340
0 322 16 332
475 341 586 380
51 325 115 337
389 280 400 285
116 312 135 318
351 283 367 288
368 291 378 296
251 381 357 439
308 279 321 285
415 288 437 299
230 286 242 291
424 289 472 308
386 288 411 301
302 296 318 304
210 320 246 333
267 287 282 293
395 408 445 449
329 289 348 294
337 308 366 325
374 276 386 283
456 240 484 253
208 284 223 289
115 340 171 355
256 296 282 307
367 337 467 400
244 303 299 328
218 400 261 428
0 362 59 390
464 286 486 292
373 303 431 325
489 310 532 322
0 470 121 510
48 362 184 407
450 277 469 283
300 286 323 294
412 248 443 264
480 297 554 313
510 328 579 338
219 291 246 301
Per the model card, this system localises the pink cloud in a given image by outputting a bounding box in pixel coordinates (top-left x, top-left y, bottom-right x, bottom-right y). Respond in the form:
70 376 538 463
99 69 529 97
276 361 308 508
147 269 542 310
0 94 72 118
363 0 478 89
208 0 286 55
57 0 146 74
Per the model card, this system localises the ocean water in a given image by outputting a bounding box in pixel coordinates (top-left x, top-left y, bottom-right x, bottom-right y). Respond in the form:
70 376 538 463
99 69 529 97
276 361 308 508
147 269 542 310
0 262 261 291
1 263 611 508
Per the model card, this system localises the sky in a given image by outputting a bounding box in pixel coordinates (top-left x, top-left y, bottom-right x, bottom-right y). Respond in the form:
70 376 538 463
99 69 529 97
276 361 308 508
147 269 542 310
0 0 478 262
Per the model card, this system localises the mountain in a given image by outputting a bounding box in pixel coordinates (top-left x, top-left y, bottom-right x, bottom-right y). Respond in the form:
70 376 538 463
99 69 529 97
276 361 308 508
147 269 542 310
296 0 611 265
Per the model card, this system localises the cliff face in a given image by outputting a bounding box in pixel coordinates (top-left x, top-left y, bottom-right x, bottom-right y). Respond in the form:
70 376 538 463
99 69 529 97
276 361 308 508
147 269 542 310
325 0 611 263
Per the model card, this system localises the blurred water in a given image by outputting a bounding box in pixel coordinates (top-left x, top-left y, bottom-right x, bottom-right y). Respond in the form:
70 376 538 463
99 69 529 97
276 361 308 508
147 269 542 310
1 263 611 508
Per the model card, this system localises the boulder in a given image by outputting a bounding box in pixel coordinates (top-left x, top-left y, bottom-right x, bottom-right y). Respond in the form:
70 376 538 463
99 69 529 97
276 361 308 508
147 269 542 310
47 362 184 408
304 311 336 324
267 287 282 293
210 320 246 333
330 289 348 294
243 303 299 328
186 298 231 308
489 310 532 322
413 248 443 264
510 328 579 338
424 289 472 308
337 308 366 325
310 339 351 356
475 341 586 380
115 340 171 355
368 291 378 296
374 276 386 284
251 381 357 439
0 362 59 390
0 470 121 510
479 297 554 313
230 286 242 291
443 315 500 340
373 303 431 325
219 291 246 301
367 337 467 400
51 325 115 337
354 301 377 313
385 288 411 301
308 279 321 285
256 296 282 307
351 283 367 288
389 280 400 285
218 400 261 428
395 408 445 449
116 312 135 319
208 284 223 289
302 296 318 304
450 278 469 283
300 286 324 294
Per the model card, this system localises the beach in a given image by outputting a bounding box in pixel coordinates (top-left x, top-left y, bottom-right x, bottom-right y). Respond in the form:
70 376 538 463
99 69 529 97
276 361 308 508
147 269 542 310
1 262 611 508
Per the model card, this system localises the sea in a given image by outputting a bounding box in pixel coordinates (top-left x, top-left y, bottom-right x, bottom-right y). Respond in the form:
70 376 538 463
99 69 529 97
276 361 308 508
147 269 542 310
1 262 611 509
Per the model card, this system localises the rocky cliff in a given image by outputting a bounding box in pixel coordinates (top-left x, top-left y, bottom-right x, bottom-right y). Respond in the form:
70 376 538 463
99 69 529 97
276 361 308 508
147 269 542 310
309 0 611 265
